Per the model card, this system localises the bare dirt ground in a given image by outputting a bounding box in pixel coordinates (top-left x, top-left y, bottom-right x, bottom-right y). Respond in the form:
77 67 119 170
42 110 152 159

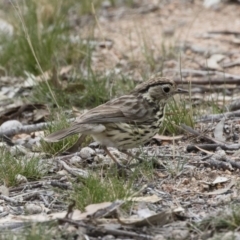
90 0 240 75
1 0 240 239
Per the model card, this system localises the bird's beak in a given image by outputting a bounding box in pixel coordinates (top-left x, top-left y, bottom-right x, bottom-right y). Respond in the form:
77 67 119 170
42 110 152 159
175 88 189 94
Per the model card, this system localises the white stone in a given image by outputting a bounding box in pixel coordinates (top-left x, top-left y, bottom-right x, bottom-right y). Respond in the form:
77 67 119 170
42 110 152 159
80 147 95 159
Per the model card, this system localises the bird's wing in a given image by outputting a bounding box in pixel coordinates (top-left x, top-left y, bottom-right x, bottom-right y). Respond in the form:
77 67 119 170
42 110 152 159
74 95 152 124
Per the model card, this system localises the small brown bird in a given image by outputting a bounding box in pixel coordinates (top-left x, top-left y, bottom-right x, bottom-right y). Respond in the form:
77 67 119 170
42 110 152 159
45 76 188 166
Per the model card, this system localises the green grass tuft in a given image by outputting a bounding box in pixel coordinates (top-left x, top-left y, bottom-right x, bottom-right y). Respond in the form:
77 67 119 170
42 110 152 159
0 222 61 240
41 110 79 155
72 172 134 211
0 148 44 187
161 94 194 135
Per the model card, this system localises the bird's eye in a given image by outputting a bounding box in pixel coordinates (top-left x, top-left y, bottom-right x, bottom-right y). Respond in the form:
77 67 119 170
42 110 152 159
163 86 170 93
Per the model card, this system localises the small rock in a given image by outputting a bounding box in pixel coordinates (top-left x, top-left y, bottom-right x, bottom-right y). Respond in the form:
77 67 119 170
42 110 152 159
0 19 14 36
225 170 232 175
153 235 166 240
170 229 189 240
59 176 68 181
0 120 22 132
89 141 100 148
214 147 227 161
102 235 115 240
15 174 28 184
0 185 9 196
94 154 106 163
101 0 112 8
57 170 68 176
70 156 82 165
25 203 42 215
191 177 197 182
182 178 189 185
80 147 95 159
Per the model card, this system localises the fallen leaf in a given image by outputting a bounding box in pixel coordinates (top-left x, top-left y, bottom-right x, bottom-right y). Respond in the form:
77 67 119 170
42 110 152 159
153 134 183 141
117 209 174 227
59 65 73 75
206 54 225 70
0 185 9 196
204 179 235 195
212 176 229 185
127 194 162 203
214 118 226 142
86 200 123 219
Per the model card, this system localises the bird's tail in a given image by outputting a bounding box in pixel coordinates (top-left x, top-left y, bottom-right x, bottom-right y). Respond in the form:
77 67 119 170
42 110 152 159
44 126 78 142
44 123 106 142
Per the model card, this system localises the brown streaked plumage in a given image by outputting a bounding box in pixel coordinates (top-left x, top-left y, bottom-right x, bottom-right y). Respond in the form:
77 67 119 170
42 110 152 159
45 76 188 166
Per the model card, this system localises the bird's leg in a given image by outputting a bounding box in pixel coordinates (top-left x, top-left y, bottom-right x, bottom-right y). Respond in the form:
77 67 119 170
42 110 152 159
103 146 126 168
63 135 86 154
121 150 144 164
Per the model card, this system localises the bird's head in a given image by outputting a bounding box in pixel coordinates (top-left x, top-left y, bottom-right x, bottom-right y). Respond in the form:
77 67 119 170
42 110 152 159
131 77 188 104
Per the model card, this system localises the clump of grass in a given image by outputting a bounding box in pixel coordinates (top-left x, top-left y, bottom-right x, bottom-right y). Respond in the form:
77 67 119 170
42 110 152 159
33 71 110 110
41 110 78 155
72 172 134 211
0 148 44 187
0 0 75 76
0 222 61 240
161 156 188 178
161 94 194 135
207 97 225 115
79 0 106 15
72 154 162 211
33 69 136 110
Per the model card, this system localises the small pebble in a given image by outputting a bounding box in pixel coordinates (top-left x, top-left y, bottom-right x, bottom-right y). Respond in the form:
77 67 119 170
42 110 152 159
25 203 42 215
80 147 95 159
102 235 115 240
0 206 4 213
0 120 22 132
214 148 227 161
182 178 189 185
94 154 105 163
89 141 100 148
70 156 82 165
0 185 9 196
15 174 28 184
57 170 68 176
191 177 196 182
